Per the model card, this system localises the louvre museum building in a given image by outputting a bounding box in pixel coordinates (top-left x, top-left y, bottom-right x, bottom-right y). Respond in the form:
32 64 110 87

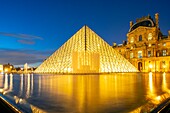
113 13 170 72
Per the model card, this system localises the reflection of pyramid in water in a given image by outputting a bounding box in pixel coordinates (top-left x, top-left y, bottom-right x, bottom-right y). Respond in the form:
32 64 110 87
35 26 138 73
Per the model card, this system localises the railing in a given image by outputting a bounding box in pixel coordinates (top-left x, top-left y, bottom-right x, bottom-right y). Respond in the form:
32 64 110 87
0 95 22 113
0 94 47 113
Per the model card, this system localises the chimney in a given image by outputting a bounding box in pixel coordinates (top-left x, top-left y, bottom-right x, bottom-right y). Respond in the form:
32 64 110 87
155 13 159 28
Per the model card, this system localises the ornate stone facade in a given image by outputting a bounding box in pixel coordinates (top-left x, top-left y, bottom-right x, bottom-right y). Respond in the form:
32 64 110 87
113 13 170 72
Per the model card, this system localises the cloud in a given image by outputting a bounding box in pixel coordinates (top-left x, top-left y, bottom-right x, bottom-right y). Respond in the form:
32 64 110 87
18 40 35 45
0 32 43 45
0 48 54 67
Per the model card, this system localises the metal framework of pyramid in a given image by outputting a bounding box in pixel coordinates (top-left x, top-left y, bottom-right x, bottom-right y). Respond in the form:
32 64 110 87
35 26 138 73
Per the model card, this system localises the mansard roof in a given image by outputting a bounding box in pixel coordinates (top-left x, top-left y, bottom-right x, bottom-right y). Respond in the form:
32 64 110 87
129 19 155 32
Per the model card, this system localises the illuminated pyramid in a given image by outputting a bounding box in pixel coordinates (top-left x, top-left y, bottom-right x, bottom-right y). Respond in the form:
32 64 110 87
35 26 138 73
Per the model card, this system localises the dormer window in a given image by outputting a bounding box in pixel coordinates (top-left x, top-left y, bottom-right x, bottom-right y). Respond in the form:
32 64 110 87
139 35 142 41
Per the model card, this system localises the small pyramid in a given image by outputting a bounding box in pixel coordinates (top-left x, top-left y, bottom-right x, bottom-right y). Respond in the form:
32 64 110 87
35 26 138 73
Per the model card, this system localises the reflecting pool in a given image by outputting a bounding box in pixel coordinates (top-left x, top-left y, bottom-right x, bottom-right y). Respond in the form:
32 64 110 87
0 72 170 113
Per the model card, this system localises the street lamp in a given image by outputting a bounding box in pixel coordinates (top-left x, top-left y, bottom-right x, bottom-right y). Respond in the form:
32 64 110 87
4 68 8 73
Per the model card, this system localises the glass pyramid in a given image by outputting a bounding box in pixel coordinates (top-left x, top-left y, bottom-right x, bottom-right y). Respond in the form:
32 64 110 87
35 26 138 73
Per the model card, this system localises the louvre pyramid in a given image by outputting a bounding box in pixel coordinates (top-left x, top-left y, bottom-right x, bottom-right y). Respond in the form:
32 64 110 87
35 26 138 73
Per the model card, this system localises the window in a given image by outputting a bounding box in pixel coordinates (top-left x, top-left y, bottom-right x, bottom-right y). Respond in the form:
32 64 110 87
160 61 166 69
138 51 142 58
130 52 133 59
160 62 162 69
148 33 152 40
163 50 166 56
148 51 151 57
163 42 166 46
139 35 142 41
156 51 160 57
130 37 134 43
148 43 151 47
162 61 166 69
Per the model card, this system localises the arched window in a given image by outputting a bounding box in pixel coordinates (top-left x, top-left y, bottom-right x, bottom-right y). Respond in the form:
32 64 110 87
139 35 142 41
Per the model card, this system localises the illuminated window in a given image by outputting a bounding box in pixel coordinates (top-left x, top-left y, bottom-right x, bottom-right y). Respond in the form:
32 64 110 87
148 33 152 40
161 61 166 69
130 37 134 43
148 43 151 47
148 51 151 57
139 35 142 41
163 50 166 56
130 52 133 59
138 51 142 58
163 42 166 46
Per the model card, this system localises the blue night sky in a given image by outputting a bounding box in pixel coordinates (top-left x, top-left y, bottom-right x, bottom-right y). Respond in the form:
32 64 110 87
0 0 169 67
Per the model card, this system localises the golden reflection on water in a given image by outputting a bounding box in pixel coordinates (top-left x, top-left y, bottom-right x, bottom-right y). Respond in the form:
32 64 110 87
1 73 170 113
0 74 3 88
26 74 30 98
162 72 170 93
19 74 23 96
99 74 135 103
31 74 33 96
2 73 13 94
147 72 156 100
146 72 170 104
37 74 139 112
4 73 8 90
131 72 170 113
38 75 41 96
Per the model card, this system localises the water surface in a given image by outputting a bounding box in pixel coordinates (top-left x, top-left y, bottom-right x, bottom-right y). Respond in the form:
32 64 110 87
0 72 169 113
